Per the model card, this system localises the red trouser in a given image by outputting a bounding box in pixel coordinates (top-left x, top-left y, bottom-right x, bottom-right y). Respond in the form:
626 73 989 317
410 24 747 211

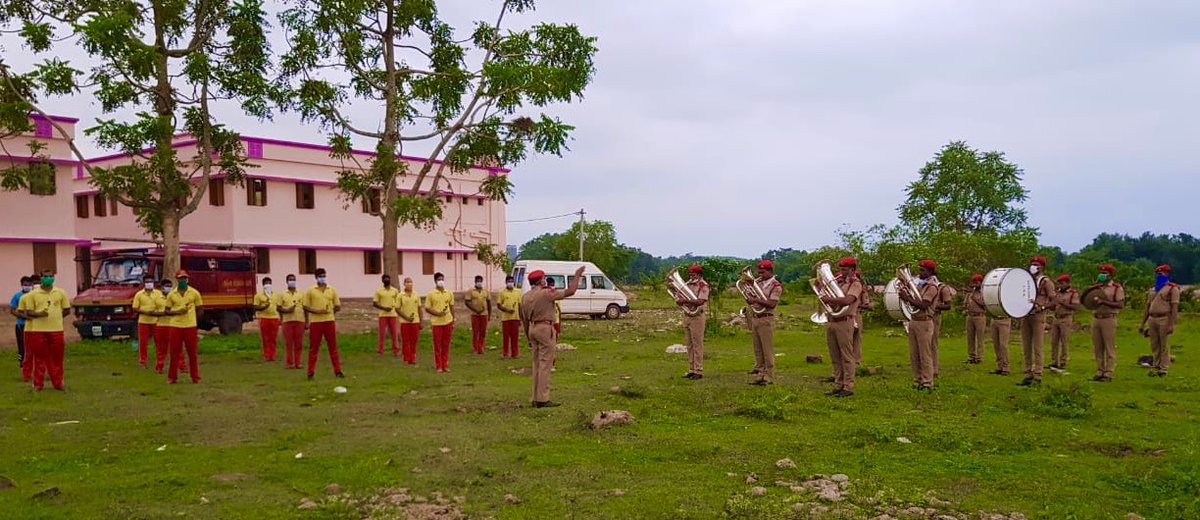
471 315 488 354
502 320 521 358
432 323 454 370
154 325 171 372
137 323 155 366
259 318 280 361
21 329 34 381
27 331 65 390
378 317 400 355
554 322 561 339
168 327 200 383
400 323 420 363
283 321 305 368
308 321 342 376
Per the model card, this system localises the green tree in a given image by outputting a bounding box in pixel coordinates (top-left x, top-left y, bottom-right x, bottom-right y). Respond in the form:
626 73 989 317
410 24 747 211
0 0 273 279
552 220 635 280
516 232 558 260
899 141 1031 234
277 0 598 283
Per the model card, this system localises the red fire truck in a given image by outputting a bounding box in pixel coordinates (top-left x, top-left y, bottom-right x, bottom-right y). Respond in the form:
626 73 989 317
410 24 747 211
73 248 257 339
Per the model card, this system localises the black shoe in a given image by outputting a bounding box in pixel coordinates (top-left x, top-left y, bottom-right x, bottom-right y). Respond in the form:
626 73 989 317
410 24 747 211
824 388 839 396
991 369 1008 375
1156 371 1167 377
307 373 314 381
690 374 703 380
532 401 561 408
1091 375 1105 382
750 380 770 386
335 372 345 378
915 384 932 392
682 373 695 379
833 389 854 398
1098 376 1112 382
1018 378 1034 386
747 369 761 375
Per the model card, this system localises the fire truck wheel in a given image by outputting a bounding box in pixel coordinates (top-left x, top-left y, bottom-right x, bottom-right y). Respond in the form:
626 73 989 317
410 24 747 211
218 311 244 335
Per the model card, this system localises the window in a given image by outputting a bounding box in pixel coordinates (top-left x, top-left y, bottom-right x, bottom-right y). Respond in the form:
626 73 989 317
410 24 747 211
463 253 470 260
110 196 118 216
247 179 267 206
254 248 270 273
209 179 225 206
545 275 566 289
567 276 587 290
446 252 453 260
461 197 468 205
94 194 108 217
362 188 381 214
591 276 611 290
445 196 452 203
32 243 57 273
422 252 434 275
295 182 315 209
28 167 55 196
477 198 483 206
299 249 317 275
363 250 381 274
75 195 89 218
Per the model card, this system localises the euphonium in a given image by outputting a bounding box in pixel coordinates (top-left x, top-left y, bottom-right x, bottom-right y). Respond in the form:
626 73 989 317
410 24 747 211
809 259 853 324
737 266 769 317
894 263 923 321
665 267 703 317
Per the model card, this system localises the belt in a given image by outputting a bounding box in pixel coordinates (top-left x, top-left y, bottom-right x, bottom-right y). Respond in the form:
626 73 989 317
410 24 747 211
533 320 555 325
1093 314 1115 319
1149 312 1170 318
828 316 852 323
968 312 986 317
910 316 932 322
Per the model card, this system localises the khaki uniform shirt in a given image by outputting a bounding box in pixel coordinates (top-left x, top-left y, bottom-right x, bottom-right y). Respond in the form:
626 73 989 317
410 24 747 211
935 282 956 315
911 282 940 320
1052 288 1080 319
1033 275 1055 312
963 287 986 315
755 277 783 315
1147 283 1181 316
1092 283 1125 318
835 277 864 319
520 287 560 324
684 279 711 315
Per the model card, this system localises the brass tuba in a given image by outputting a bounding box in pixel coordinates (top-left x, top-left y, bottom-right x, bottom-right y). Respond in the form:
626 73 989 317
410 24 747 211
737 266 770 317
893 263 923 321
809 259 853 324
665 267 703 317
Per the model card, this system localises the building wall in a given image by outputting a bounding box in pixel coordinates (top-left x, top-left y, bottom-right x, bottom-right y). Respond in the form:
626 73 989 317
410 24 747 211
0 243 80 297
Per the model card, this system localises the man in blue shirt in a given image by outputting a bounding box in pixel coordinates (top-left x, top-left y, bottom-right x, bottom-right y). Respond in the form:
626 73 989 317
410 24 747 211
9 276 33 380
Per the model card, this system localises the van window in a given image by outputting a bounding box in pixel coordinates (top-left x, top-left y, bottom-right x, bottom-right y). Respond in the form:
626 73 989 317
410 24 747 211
591 276 611 290
512 267 526 286
545 275 566 289
567 276 587 290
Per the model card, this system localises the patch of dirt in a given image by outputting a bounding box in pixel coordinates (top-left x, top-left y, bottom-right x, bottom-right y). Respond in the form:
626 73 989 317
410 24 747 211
210 473 252 482
1075 442 1164 458
310 487 465 520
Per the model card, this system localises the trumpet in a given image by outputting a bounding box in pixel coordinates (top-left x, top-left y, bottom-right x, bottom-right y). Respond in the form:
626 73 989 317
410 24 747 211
894 263 922 321
737 266 770 317
665 267 703 317
809 259 853 324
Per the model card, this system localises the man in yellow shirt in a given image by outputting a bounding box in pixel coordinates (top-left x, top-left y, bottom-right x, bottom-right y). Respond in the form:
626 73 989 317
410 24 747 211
373 274 402 356
302 268 344 380
278 274 306 370
131 274 160 368
153 280 173 373
424 272 455 372
253 277 281 362
164 270 204 384
496 275 522 359
17 270 71 391
397 277 423 364
465 275 491 355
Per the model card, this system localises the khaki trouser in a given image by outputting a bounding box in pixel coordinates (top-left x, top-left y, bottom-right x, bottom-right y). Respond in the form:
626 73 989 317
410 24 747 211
1020 312 1046 380
991 318 1012 372
965 315 986 362
683 314 706 374
751 316 776 382
825 319 856 391
1091 316 1117 378
1050 315 1073 367
529 322 557 403
907 319 935 386
1147 315 1172 371
931 313 942 376
852 313 863 366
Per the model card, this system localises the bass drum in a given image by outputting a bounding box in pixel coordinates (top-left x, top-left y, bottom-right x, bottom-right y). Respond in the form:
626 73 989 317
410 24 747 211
982 268 1036 318
882 278 911 321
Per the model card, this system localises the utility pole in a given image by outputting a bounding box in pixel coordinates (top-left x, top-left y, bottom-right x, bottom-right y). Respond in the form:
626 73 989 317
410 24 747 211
578 208 586 261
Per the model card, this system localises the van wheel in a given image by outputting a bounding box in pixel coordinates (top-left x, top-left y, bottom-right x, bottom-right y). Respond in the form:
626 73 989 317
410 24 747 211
217 311 244 335
605 304 621 320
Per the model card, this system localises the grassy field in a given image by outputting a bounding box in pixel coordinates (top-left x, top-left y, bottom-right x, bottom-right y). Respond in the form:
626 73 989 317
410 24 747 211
0 290 1197 519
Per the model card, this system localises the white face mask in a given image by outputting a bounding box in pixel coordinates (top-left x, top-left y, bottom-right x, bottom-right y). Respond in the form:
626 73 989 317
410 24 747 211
145 282 155 290
506 282 514 289
316 277 327 285
1029 265 1040 275
263 284 272 294
22 285 32 293
287 280 297 289
475 282 483 289
436 280 445 288
916 278 928 287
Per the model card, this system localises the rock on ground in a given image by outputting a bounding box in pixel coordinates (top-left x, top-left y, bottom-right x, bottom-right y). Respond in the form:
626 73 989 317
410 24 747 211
806 355 824 363
324 483 342 495
297 498 318 510
750 486 767 496
664 344 688 353
590 410 635 429
504 494 521 504
556 343 577 351
776 458 797 469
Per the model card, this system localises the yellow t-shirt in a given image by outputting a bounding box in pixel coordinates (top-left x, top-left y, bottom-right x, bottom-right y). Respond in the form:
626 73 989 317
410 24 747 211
19 287 71 332
496 288 521 321
132 289 160 325
253 290 280 319
373 286 402 318
278 289 305 323
554 300 561 324
154 291 171 326
425 289 455 327
303 285 340 323
465 288 490 316
166 287 204 328
397 291 422 324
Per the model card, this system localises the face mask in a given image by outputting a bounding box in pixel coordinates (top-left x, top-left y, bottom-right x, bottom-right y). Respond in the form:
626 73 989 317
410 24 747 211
287 280 297 289
475 282 483 289
145 282 155 290
1029 265 1040 275
1097 273 1109 282
1154 273 1169 291
161 285 172 294
506 282 514 289
177 280 188 290
41 276 54 286
263 284 272 294
22 285 32 293
916 278 927 287
316 277 327 285
436 280 445 288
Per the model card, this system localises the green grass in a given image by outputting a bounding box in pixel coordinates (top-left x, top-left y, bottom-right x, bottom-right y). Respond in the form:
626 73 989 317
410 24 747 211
1 293 1198 519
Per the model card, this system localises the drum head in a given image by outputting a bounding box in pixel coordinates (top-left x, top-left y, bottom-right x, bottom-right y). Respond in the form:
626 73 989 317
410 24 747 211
983 268 1035 318
883 279 907 321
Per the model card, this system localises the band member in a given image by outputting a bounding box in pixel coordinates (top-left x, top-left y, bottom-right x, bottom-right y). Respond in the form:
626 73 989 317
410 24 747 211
17 270 71 391
153 280 173 373
676 264 710 380
989 315 1012 376
520 266 585 407
852 269 871 366
746 260 783 386
397 277 424 364
253 277 281 362
165 270 203 384
425 272 455 373
373 274 401 356
10 276 32 380
1089 264 1124 382
278 274 305 369
821 257 864 397
1018 256 1056 386
899 260 940 391
963 274 986 364
1140 264 1180 377
132 275 159 368
465 275 491 355
496 276 522 359
302 268 344 380
1049 274 1080 370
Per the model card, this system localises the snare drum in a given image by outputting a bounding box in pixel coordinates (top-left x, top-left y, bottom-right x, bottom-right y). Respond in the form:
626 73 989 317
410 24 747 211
981 268 1036 319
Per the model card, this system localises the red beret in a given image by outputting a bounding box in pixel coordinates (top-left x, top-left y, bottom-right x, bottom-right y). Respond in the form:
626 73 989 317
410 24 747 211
1030 256 1047 267
971 273 984 282
838 257 857 267
1057 274 1071 282
918 260 936 269
757 259 774 270
1098 264 1116 274
528 270 545 281
1156 264 1170 273
688 264 703 273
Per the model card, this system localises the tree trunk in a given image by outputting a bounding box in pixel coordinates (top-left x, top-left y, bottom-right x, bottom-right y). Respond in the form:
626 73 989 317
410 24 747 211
382 209 399 282
162 211 181 282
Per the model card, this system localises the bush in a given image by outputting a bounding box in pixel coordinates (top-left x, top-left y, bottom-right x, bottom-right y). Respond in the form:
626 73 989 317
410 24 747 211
1040 383 1093 419
734 391 794 422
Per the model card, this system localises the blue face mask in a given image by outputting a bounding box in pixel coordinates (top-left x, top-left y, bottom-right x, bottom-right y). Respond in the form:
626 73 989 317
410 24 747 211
1154 273 1169 292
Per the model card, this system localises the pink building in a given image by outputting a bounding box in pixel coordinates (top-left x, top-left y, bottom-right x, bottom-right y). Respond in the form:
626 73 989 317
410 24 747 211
4 114 509 298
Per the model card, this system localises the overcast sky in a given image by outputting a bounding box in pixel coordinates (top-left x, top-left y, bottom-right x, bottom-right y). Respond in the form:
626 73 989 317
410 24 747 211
7 0 1199 258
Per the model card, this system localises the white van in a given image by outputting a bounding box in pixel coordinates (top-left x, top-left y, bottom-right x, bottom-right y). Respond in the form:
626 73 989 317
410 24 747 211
511 260 630 319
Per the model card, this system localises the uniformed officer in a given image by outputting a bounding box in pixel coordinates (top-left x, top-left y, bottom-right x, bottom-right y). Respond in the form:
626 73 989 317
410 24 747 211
745 260 783 386
929 273 955 377
963 274 986 364
899 260 940 391
821 257 864 397
520 266 584 408
1089 264 1124 382
675 264 710 380
1049 274 1080 370
1019 256 1056 386
1140 264 1180 377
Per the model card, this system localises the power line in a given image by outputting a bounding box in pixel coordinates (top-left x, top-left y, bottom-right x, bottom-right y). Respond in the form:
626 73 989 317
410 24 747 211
506 210 584 224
